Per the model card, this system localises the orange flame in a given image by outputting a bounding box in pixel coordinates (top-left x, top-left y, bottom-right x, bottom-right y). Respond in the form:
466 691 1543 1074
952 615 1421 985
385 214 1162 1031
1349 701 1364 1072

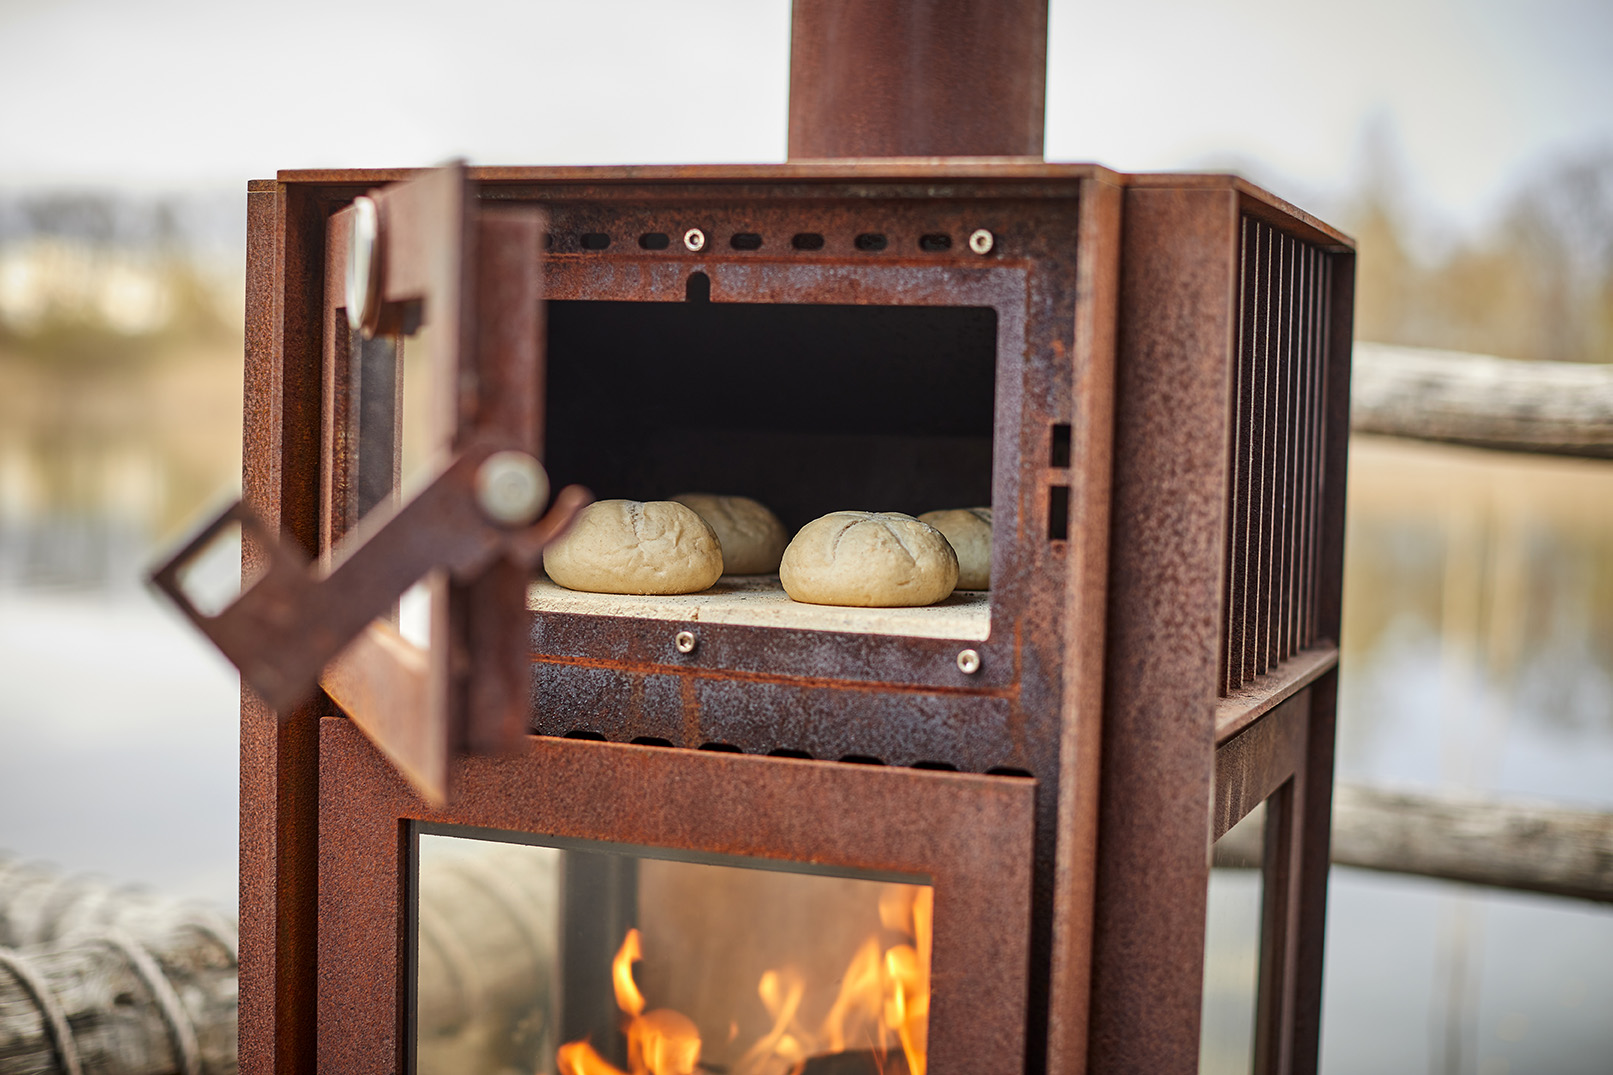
613 928 647 1019
551 885 930 1075
557 928 703 1075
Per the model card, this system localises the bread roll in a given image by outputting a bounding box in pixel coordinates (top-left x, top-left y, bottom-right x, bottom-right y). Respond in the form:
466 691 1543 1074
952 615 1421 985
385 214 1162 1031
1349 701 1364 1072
671 493 788 575
918 507 992 590
780 511 959 607
543 500 723 595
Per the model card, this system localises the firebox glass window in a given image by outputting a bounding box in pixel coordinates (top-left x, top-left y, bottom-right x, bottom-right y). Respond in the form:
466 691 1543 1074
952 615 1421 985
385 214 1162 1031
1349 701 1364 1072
530 301 997 641
413 826 935 1075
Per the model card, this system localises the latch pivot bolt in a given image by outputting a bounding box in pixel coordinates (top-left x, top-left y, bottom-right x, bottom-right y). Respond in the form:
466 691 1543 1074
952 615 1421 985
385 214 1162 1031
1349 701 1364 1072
957 648 981 674
475 451 550 527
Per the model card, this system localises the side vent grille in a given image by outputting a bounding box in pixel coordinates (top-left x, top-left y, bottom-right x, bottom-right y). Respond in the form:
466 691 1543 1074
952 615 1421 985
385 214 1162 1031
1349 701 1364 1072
1222 217 1335 694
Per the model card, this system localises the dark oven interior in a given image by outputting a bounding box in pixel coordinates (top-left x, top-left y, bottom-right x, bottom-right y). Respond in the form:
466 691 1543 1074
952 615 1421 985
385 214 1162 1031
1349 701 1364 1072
542 291 999 530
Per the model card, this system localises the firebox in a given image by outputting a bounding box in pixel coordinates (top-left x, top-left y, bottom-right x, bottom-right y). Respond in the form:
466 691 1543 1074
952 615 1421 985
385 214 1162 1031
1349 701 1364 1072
162 158 1353 1075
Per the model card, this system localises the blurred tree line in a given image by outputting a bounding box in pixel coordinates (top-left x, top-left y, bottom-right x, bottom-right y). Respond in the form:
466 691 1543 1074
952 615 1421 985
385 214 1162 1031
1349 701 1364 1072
0 194 244 586
1346 146 1613 365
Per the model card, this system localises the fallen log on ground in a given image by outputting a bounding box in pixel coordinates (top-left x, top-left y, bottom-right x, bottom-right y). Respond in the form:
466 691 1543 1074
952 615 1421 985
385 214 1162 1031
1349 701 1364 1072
1215 783 1613 904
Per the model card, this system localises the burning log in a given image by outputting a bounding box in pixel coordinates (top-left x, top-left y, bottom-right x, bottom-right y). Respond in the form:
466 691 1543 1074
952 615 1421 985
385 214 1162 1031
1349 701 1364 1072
800 1050 912 1075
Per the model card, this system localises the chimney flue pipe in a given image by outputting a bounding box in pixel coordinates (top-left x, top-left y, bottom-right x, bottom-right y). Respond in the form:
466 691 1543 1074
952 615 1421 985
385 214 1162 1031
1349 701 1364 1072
787 0 1050 160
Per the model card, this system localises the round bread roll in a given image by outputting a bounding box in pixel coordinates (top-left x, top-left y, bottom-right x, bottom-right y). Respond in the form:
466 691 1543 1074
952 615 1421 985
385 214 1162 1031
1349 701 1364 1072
543 499 723 595
918 507 992 590
780 511 959 607
671 493 788 575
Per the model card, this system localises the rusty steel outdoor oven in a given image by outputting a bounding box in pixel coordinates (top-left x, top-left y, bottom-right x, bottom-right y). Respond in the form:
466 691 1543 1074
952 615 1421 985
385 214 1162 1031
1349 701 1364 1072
169 157 1354 1075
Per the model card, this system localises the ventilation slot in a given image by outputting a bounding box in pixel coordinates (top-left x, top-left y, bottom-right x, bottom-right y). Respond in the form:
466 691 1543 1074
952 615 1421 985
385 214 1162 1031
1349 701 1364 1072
580 233 611 250
1221 216 1333 694
919 233 952 252
564 729 607 741
698 741 743 753
630 736 673 747
730 232 763 251
854 233 888 252
638 232 670 250
1050 423 1072 467
1047 485 1069 541
791 233 825 251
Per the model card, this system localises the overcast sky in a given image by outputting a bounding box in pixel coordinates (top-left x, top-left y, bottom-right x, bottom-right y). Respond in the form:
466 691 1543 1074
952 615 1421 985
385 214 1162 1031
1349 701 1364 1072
1 0 1610 232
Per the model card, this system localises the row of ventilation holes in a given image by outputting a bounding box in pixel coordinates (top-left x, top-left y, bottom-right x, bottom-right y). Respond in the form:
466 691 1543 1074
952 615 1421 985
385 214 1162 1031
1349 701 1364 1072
567 231 959 253
559 730 1031 777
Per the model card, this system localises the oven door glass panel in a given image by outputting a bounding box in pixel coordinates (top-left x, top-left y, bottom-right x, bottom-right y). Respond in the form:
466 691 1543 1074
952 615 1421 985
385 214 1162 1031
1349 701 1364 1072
414 826 933 1075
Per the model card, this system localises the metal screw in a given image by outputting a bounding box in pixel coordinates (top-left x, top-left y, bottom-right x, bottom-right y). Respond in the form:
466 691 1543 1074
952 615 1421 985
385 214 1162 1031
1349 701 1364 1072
956 648 981 674
345 195 383 335
683 228 706 252
474 451 550 527
674 630 697 654
967 229 995 255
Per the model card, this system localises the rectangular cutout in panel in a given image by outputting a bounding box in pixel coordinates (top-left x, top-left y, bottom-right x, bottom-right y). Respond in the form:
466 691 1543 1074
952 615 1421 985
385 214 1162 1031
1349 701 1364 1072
1050 423 1072 468
1048 485 1070 541
544 302 997 529
540 300 999 640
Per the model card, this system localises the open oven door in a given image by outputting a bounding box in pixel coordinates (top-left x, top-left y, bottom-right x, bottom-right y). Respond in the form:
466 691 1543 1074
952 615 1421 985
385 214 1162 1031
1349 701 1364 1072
151 163 586 803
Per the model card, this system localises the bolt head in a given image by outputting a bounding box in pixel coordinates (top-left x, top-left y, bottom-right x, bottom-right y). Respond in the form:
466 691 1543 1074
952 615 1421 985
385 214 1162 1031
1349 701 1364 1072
968 228 995 255
475 451 549 527
675 630 697 654
683 228 706 252
957 648 981 674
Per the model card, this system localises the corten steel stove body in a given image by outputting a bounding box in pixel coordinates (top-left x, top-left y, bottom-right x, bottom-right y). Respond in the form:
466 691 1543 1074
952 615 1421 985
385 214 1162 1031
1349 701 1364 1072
233 161 1354 1075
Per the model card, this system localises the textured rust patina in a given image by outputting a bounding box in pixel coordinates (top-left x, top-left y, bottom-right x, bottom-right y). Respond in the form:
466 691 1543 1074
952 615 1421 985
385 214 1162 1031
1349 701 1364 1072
316 718 1037 1074
229 161 1354 1075
788 0 1048 159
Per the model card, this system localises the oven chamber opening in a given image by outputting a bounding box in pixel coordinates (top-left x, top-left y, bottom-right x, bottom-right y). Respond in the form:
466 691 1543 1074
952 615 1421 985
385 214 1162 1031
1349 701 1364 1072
531 298 999 640
412 825 935 1075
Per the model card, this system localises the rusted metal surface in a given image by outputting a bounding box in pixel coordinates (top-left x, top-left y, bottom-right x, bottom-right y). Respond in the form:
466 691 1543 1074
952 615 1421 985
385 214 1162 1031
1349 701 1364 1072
226 161 1354 1075
239 179 326 1075
316 718 1038 1075
1043 173 1122 1075
1290 252 1356 1074
1214 644 1337 744
1212 690 1309 842
787 0 1048 159
1087 185 1239 1073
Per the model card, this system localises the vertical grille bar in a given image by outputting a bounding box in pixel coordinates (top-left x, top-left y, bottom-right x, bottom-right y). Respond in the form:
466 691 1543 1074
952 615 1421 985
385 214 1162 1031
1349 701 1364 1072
1281 241 1306 659
1221 218 1336 695
1224 216 1258 693
1272 231 1295 669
